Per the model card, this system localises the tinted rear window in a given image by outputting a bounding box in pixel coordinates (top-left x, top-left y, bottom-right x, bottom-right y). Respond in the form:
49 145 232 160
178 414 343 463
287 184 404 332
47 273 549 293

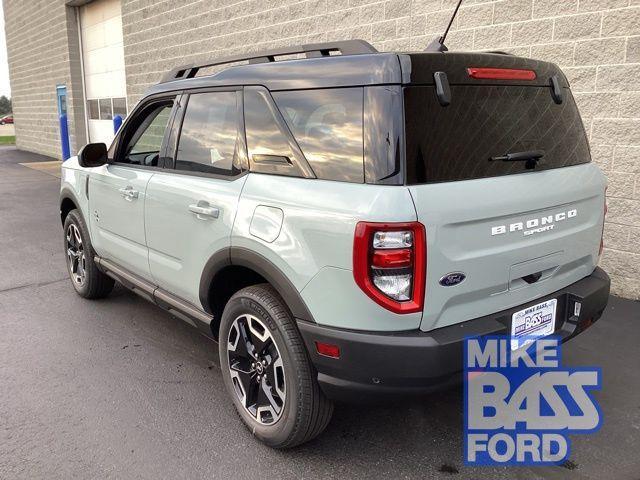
404 86 591 184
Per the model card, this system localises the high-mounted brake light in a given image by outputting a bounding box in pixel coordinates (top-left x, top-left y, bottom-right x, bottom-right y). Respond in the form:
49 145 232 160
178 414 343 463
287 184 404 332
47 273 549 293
467 67 537 81
353 222 426 314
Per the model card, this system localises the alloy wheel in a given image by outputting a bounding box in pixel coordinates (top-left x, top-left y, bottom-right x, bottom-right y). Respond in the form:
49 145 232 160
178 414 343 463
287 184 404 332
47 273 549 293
66 223 86 286
227 314 286 425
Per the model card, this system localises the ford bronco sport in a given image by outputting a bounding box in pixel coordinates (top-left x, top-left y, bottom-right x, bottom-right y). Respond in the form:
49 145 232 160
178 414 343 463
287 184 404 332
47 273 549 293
59 39 610 448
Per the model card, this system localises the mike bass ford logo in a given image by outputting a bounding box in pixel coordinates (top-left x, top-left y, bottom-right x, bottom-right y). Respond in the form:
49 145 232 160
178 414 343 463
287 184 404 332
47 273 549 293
464 336 601 466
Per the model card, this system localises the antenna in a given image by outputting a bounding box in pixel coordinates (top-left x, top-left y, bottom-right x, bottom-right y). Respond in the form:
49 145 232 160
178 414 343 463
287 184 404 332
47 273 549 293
425 0 464 52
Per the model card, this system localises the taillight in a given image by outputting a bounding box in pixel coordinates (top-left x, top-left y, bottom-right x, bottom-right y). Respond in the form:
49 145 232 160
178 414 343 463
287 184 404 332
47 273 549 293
467 67 537 81
353 222 426 314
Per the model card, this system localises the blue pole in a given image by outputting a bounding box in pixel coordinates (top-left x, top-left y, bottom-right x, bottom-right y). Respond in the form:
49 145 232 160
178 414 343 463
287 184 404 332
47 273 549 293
59 113 70 160
113 114 123 134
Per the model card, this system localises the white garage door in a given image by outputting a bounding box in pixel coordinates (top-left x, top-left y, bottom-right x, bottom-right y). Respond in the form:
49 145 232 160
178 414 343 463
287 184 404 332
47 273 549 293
80 0 127 146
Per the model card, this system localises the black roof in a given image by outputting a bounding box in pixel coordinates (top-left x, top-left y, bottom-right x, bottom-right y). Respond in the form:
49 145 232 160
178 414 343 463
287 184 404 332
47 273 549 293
146 40 403 95
145 39 567 97
147 54 403 95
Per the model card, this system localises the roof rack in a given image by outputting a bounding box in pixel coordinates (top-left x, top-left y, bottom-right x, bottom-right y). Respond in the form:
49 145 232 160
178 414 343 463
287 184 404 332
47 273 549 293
160 39 378 84
485 50 513 55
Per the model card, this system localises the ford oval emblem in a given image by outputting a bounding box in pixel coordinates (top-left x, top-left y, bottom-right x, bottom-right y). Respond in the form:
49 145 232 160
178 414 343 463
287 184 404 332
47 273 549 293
439 272 466 287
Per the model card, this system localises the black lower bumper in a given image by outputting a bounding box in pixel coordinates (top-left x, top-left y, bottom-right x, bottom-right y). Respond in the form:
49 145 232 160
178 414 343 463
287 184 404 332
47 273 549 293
297 267 610 403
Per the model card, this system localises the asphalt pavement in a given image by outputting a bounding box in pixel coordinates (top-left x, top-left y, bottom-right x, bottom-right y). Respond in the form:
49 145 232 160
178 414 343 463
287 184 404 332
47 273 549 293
1 146 639 479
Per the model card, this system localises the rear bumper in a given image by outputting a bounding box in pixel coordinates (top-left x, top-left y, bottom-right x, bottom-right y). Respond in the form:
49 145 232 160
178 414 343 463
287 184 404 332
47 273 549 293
297 267 610 403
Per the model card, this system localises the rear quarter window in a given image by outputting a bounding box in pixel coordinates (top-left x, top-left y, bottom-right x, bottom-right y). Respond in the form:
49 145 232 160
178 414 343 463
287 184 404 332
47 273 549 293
244 88 309 178
273 88 364 183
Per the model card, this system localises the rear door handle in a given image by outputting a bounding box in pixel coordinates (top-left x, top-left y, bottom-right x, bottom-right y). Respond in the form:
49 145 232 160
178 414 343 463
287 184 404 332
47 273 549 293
189 202 220 219
119 187 139 201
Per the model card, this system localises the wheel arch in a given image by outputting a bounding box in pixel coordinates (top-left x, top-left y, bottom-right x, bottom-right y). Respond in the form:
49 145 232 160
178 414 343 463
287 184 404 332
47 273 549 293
60 189 82 225
200 247 315 337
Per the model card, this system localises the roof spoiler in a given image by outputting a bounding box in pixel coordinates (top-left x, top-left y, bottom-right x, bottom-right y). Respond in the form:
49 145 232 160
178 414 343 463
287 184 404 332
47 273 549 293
160 39 378 83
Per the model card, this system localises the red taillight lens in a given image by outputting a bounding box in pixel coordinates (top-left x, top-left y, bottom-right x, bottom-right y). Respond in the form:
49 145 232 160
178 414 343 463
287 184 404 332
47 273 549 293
353 222 426 314
315 341 340 359
372 249 412 268
467 67 537 81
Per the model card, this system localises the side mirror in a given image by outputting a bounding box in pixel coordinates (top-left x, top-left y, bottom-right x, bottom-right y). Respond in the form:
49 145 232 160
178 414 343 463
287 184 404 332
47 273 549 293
78 142 108 168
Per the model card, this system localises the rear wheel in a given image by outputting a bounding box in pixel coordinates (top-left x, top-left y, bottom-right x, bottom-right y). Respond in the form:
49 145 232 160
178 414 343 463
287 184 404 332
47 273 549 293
63 209 114 299
219 284 333 448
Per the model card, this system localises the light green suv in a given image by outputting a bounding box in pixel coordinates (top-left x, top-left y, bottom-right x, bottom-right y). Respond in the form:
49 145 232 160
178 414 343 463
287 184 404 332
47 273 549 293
60 40 610 448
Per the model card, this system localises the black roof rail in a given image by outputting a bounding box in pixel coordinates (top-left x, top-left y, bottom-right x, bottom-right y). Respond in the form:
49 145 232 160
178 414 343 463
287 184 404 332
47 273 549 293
160 39 378 84
485 50 513 55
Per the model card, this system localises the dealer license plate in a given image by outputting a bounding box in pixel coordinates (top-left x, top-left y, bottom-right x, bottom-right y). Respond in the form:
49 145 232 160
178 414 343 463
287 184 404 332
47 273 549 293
510 299 557 351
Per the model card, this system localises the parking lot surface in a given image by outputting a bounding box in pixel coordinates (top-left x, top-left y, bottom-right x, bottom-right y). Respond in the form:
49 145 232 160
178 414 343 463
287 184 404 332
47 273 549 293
1 146 639 479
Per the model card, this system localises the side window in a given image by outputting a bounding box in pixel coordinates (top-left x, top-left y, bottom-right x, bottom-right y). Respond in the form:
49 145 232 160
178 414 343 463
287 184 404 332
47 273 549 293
119 102 173 166
174 91 241 176
244 89 310 178
273 88 364 183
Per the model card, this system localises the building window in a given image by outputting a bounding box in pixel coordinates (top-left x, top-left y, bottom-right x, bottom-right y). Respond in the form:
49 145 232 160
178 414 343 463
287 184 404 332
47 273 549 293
99 98 113 120
112 97 127 119
88 97 128 121
88 99 99 120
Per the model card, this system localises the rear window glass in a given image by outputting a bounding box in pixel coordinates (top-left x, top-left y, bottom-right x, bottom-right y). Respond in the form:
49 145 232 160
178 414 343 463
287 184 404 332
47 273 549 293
404 86 591 184
245 90 297 162
175 91 241 176
244 89 305 178
273 88 364 183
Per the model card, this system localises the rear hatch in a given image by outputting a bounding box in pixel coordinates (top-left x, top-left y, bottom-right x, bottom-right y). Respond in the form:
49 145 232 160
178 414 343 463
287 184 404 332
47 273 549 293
400 53 606 332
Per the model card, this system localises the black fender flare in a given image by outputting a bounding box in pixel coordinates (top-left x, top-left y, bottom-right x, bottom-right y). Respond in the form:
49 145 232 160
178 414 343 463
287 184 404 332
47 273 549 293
199 247 315 322
59 187 83 224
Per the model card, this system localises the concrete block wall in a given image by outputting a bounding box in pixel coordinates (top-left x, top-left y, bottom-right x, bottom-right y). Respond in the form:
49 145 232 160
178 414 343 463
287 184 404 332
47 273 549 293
121 0 640 298
3 0 87 159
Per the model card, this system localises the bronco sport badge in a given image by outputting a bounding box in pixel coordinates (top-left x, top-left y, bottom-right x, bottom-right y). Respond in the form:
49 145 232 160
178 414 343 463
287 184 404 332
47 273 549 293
491 209 578 237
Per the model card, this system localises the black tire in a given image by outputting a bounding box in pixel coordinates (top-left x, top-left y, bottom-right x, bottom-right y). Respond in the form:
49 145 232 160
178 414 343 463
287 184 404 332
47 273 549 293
219 284 333 448
63 209 114 299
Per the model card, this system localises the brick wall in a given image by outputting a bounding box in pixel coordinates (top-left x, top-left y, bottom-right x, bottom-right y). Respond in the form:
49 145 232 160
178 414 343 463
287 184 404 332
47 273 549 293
121 0 640 298
3 0 87 159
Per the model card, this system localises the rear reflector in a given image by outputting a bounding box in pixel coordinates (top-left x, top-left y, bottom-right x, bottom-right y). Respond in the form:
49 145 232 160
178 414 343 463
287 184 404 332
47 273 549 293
315 341 340 359
467 67 537 81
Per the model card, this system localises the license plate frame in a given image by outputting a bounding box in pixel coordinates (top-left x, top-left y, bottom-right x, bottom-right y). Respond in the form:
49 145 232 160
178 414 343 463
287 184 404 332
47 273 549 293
510 298 557 351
